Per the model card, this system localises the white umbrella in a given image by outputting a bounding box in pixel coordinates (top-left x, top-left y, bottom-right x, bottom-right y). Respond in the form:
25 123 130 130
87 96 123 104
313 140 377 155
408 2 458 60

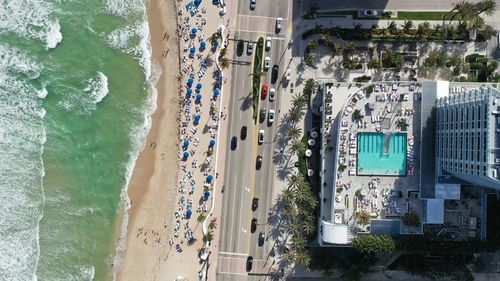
308 169 314 176
310 131 318 138
305 149 312 157
308 139 316 146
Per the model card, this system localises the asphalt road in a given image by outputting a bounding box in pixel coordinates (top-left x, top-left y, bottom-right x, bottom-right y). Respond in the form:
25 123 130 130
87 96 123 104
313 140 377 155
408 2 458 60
217 0 291 279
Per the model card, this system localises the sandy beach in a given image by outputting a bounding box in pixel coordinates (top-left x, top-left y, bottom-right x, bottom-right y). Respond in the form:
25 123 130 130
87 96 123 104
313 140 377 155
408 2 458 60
114 0 229 280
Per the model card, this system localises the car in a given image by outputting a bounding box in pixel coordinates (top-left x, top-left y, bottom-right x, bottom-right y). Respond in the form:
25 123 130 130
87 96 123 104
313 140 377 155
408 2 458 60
240 126 247 140
251 218 257 233
258 232 265 246
246 256 254 272
231 136 237 150
261 83 269 97
271 65 279 83
363 10 378 16
265 37 272 51
258 130 264 144
268 110 275 125
269 88 275 102
285 69 291 82
263 56 271 70
247 42 253 55
256 155 262 169
236 40 244 56
259 107 266 123
275 17 282 32
250 0 256 10
252 197 259 211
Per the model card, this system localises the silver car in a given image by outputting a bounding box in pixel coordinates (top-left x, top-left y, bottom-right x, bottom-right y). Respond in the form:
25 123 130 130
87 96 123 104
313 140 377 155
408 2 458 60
275 18 282 32
250 0 256 10
258 130 265 144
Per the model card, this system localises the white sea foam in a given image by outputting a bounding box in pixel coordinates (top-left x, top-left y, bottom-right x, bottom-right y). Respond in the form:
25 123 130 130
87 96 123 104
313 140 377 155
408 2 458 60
103 0 145 17
0 0 62 49
37 88 48 99
0 44 45 281
84 72 109 104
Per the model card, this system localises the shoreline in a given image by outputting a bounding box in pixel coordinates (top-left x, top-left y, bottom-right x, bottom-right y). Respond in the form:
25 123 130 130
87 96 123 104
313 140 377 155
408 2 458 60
112 0 182 279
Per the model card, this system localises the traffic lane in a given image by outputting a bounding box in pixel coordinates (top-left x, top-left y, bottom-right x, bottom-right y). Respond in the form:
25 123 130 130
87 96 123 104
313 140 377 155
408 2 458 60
238 0 290 19
236 15 288 36
300 0 489 12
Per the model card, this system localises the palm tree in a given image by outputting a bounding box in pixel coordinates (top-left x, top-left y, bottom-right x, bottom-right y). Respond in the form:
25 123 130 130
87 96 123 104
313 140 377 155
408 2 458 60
281 188 295 205
294 249 311 268
288 109 304 124
290 140 305 157
331 43 342 57
356 210 370 225
208 218 217 230
282 204 297 219
476 0 496 16
291 233 308 250
289 219 303 235
416 21 432 39
287 125 302 140
282 250 296 264
292 93 307 110
345 42 357 56
387 21 398 35
303 221 316 236
197 213 207 223
448 1 472 23
220 58 230 69
287 173 305 191
307 40 319 51
304 54 315 66
207 32 221 44
402 20 413 34
303 78 318 101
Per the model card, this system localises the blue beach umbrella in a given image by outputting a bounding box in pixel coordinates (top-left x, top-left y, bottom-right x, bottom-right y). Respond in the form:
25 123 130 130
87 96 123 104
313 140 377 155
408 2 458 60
186 209 193 218
187 88 193 95
191 28 197 34
206 175 214 182
213 82 220 89
183 151 189 159
209 139 216 146
213 89 220 96
194 114 201 123
196 83 202 89
213 40 219 46
183 140 190 148
187 78 194 86
196 94 202 101
190 47 196 54
203 192 211 201
194 0 202 6
200 41 206 48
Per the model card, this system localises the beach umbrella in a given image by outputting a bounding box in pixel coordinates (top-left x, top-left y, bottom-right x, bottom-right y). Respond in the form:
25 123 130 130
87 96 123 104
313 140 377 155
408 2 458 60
212 39 219 46
200 41 206 48
213 89 219 96
203 192 211 201
196 83 202 89
196 94 202 101
206 175 213 182
194 0 202 5
186 209 193 218
308 139 316 146
311 131 318 138
305 149 312 157
190 47 196 54
194 114 201 123
213 82 220 88
191 28 197 34
187 78 193 86
187 88 193 95
183 151 189 159
209 139 216 146
183 140 190 148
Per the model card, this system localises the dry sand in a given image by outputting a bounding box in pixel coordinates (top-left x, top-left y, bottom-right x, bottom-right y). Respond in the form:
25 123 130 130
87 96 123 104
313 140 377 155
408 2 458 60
114 0 180 280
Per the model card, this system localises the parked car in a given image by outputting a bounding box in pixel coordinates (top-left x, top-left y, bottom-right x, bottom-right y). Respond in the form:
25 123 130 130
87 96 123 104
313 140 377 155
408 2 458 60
256 155 262 170
258 130 264 144
268 109 275 125
265 37 272 51
271 65 279 83
252 197 259 211
241 126 247 140
363 10 378 16
247 42 253 55
246 256 254 272
251 218 257 233
259 107 266 123
231 136 237 150
236 40 244 56
285 69 291 82
261 83 269 97
258 232 265 246
250 0 256 10
269 88 275 102
264 57 271 70
275 17 282 32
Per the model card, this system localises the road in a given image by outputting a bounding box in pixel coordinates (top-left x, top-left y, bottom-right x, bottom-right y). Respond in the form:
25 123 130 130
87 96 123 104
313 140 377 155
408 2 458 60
217 0 292 280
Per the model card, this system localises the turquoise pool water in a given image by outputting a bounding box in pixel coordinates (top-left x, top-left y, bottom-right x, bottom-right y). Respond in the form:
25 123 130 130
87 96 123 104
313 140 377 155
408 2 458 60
357 132 407 176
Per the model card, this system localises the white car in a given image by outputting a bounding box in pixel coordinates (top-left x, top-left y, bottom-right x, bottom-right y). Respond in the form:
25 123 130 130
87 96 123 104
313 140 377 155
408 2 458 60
268 110 275 125
247 42 253 55
258 130 265 144
265 37 272 51
285 69 291 82
363 10 378 16
269 88 275 101
250 0 256 10
263 56 271 70
275 18 282 32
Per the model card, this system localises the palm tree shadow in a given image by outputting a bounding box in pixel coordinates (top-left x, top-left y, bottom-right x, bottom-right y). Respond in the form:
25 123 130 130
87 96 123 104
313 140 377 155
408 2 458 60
240 91 253 111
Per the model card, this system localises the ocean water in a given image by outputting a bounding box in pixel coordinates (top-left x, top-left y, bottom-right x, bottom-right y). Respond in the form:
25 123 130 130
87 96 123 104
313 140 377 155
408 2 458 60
0 0 154 280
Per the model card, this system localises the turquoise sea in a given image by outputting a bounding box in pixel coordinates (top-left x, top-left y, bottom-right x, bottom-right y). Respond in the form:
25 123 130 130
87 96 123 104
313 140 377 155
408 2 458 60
0 0 154 280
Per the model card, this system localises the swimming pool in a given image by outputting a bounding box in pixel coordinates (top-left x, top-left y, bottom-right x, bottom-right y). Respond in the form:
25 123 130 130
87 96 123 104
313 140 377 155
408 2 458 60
357 132 407 176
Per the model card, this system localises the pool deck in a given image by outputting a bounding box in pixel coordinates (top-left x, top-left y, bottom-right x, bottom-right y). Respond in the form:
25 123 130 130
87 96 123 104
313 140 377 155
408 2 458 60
322 82 425 238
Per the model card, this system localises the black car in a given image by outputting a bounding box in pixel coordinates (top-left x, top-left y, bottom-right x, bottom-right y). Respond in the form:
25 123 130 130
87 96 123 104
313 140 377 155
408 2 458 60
231 136 237 150
236 40 244 56
246 256 253 272
259 107 266 123
241 126 247 140
258 232 265 246
271 65 279 84
256 155 262 170
252 197 259 211
251 218 257 233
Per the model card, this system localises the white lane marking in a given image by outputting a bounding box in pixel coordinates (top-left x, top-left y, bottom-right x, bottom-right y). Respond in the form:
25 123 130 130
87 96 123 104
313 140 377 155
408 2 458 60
217 272 248 276
242 227 247 233
237 14 289 21
244 185 250 192
218 251 249 257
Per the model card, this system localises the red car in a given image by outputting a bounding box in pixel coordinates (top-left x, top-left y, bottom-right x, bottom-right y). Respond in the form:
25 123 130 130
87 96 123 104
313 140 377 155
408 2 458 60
261 84 269 97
